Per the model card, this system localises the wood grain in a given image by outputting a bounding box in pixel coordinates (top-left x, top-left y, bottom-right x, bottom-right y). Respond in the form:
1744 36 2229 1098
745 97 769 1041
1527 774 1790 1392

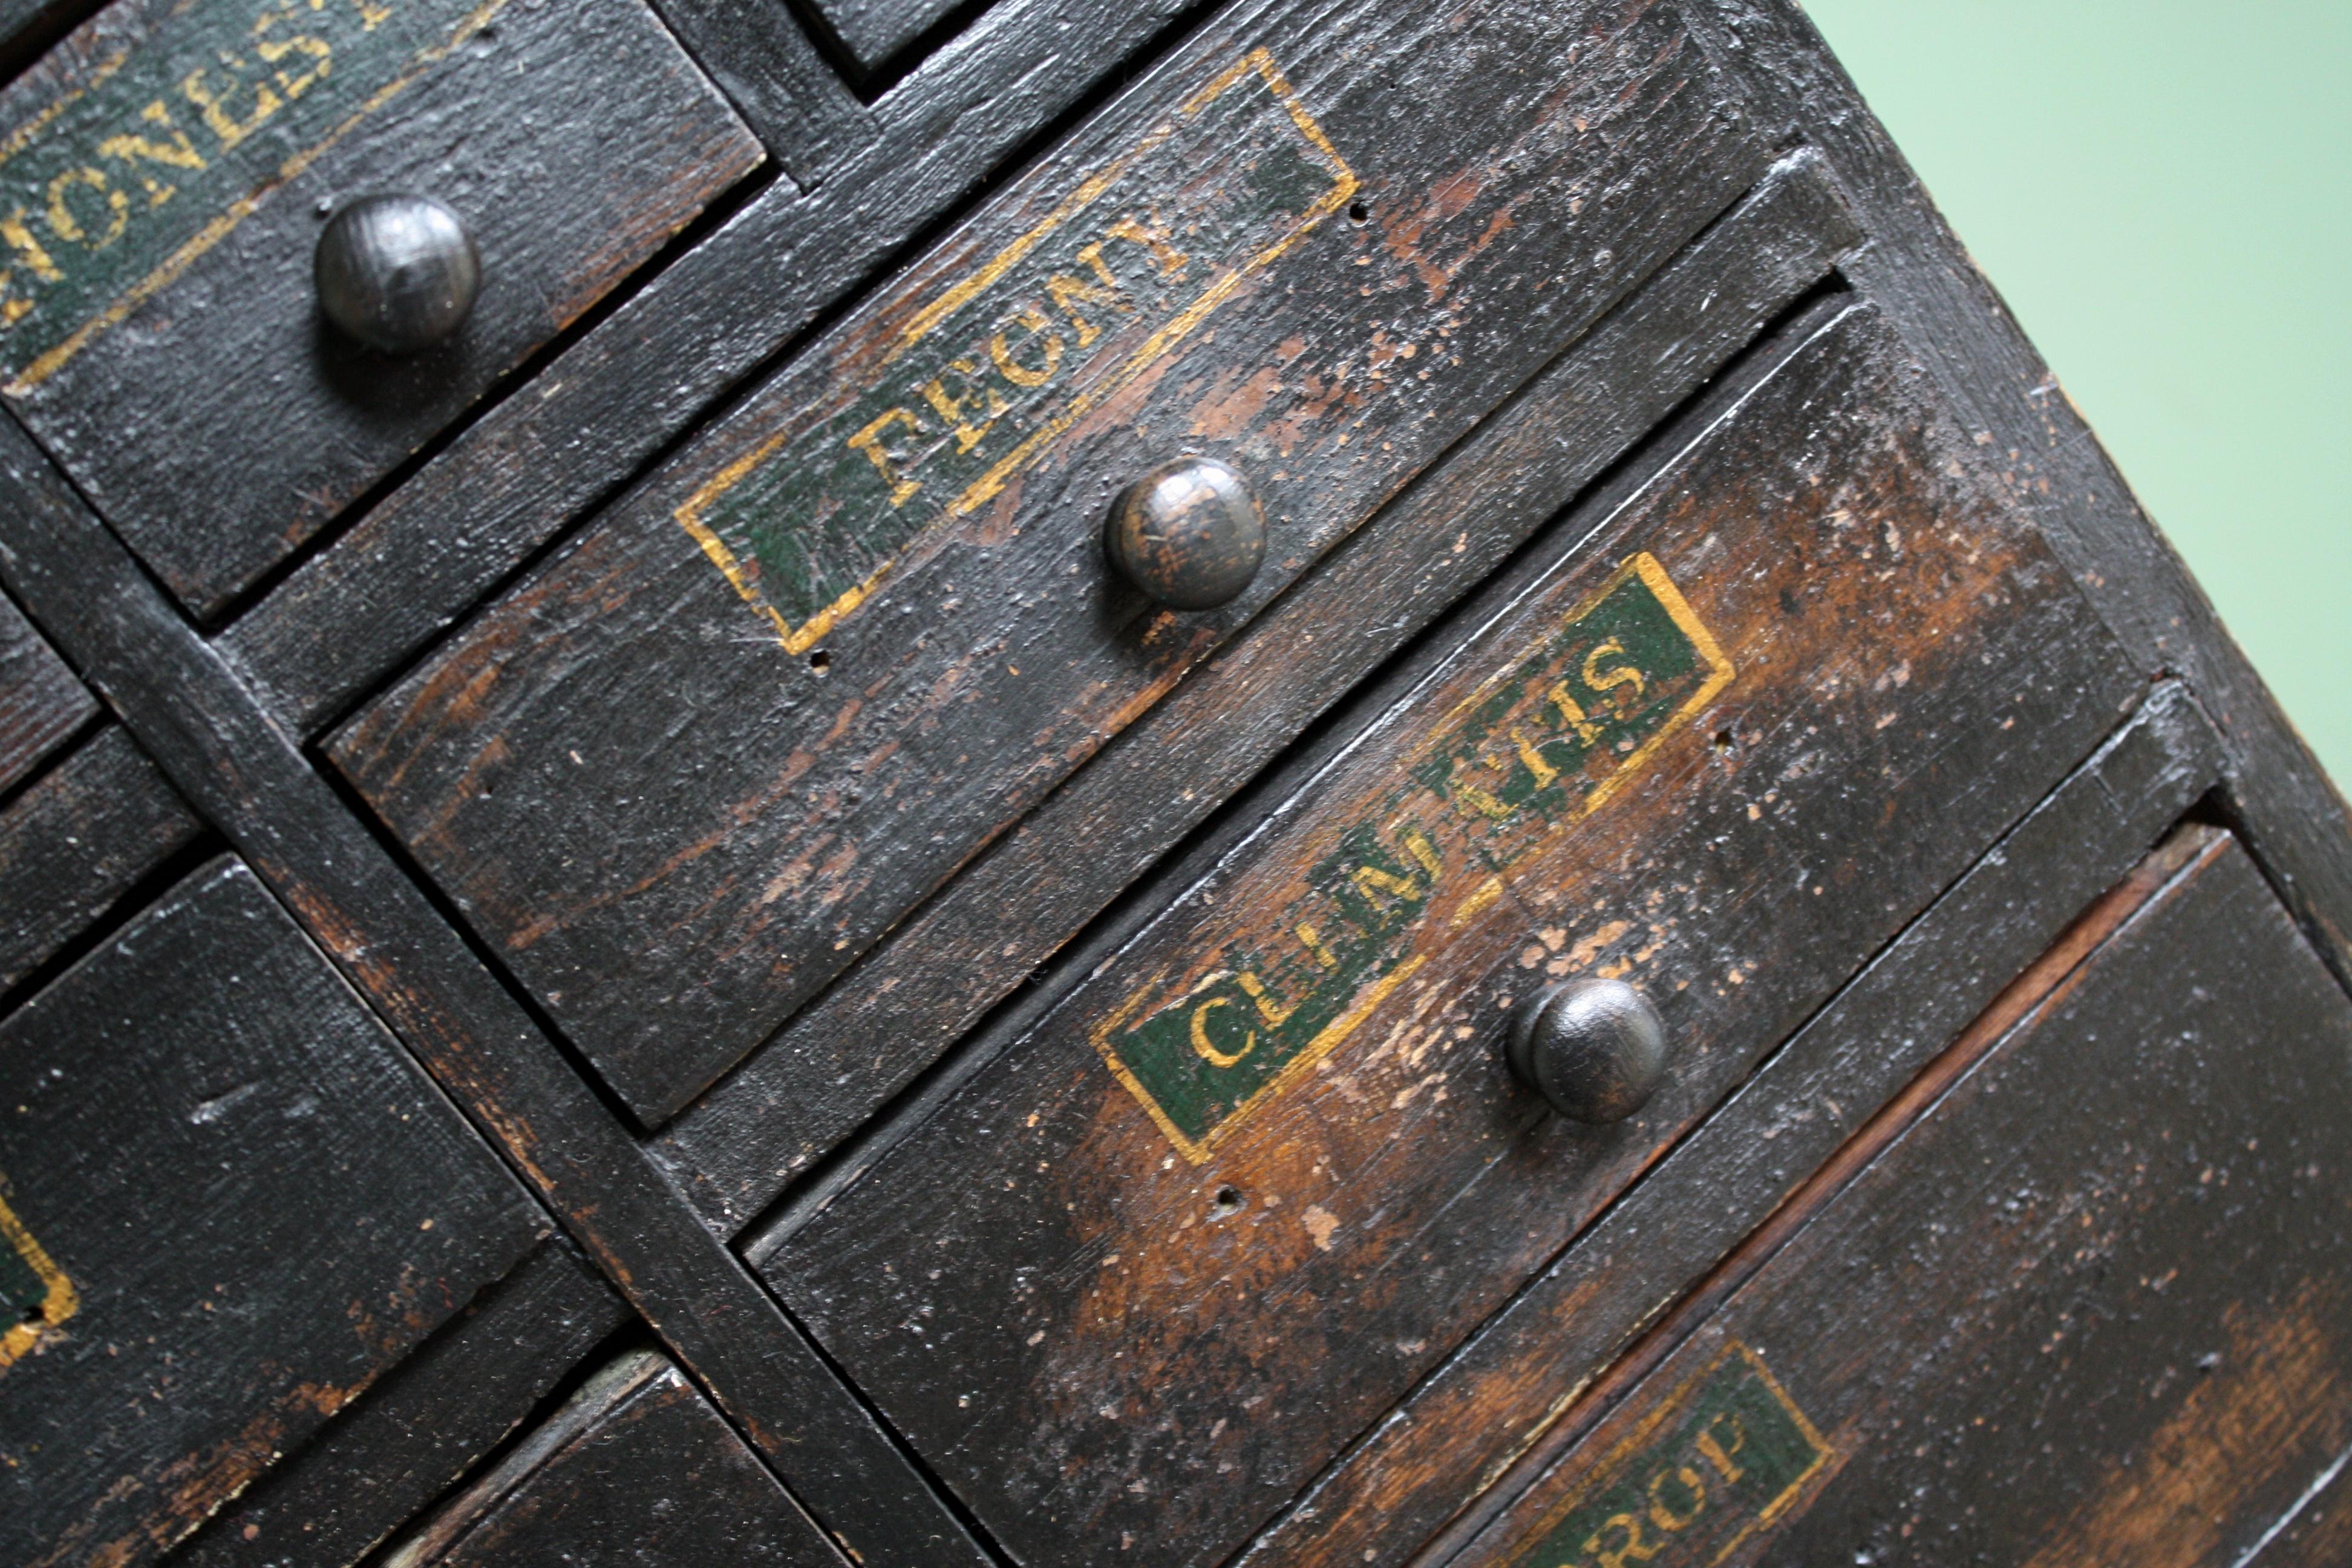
808 0 965 76
753 302 2139 1568
658 149 1864 1230
382 1350 843 1568
330 0 1770 1125
0 587 91 794
1449 830 2352 1568
0 857 546 1568
0 722 203 998
1238 683 2227 1568
174 1236 632 1568
0 0 762 616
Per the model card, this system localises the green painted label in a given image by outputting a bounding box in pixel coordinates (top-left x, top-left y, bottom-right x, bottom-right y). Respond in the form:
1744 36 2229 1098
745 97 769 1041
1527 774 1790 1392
673 48 1356 655
0 0 509 391
1094 553 1734 1161
1515 1344 1831 1568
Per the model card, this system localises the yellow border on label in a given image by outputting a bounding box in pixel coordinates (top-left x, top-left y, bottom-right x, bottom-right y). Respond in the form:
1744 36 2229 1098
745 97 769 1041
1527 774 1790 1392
0 1187 77 1370
672 47 1357 658
1518 1341 1834 1568
1092 551 1734 1166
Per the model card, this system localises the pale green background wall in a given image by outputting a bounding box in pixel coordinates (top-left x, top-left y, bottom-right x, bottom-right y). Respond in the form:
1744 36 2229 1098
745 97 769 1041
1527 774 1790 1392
1798 1 2349 790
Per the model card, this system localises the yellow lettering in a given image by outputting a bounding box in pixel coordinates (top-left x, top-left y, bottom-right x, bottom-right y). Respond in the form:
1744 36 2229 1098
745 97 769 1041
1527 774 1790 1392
1582 638 1645 701
988 303 1063 388
182 59 283 151
1350 863 1422 907
255 31 333 100
44 167 127 250
1189 996 1253 1069
1295 923 1340 970
1585 1512 1661 1568
1695 1414 1746 1484
98 100 208 209
1510 727 1558 790
1235 971 1296 1028
1100 215 1189 279
1547 681 1605 745
1445 774 1515 822
345 0 392 28
1647 1465 1707 1531
1399 826 1443 880
916 358 1008 454
0 207 64 322
1044 240 1134 347
846 407 926 507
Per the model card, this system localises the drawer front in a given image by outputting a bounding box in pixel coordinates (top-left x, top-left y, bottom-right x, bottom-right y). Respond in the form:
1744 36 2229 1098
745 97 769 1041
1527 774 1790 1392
1451 828 2352 1568
382 1349 837 1567
753 302 2140 1568
0 0 762 615
0 586 90 792
0 857 546 1567
326 0 1773 1125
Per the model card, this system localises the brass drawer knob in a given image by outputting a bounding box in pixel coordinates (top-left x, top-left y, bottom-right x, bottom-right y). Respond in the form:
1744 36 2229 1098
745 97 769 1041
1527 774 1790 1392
1104 456 1267 610
315 194 482 354
1507 977 1668 1124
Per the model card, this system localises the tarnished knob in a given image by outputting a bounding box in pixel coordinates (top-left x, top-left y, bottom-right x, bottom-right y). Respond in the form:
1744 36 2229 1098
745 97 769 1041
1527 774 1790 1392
315 194 480 354
1506 977 1668 1124
1104 456 1266 610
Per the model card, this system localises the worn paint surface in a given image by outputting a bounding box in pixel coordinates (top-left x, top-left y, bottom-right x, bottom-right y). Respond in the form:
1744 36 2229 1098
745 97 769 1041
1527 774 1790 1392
1099 554 1728 1161
760 305 2143 1568
1457 831 2352 1568
678 47 1354 655
1512 1344 1827 1568
0 0 508 390
330 0 1771 1126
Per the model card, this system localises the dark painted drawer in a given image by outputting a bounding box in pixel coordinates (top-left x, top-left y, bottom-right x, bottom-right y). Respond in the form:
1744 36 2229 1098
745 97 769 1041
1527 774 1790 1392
0 856 546 1566
381 1349 837 1567
746 301 2142 1568
328 0 1777 1125
0 587 90 792
0 0 762 617
1446 826 2352 1568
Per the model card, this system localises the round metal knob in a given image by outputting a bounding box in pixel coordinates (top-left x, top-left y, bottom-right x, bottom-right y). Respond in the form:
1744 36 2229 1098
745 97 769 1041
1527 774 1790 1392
315 194 480 354
1506 976 1668 1124
1104 456 1266 610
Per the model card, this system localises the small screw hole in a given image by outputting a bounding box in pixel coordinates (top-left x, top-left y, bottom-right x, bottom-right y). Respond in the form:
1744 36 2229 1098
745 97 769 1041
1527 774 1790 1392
1712 728 1736 753
1347 200 1369 224
1208 1185 1244 1220
808 648 831 674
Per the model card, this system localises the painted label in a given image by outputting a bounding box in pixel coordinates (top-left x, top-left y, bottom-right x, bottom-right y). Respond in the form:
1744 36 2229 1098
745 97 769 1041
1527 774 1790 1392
0 0 510 392
0 1185 76 1370
673 48 1356 655
1094 553 1733 1162
1515 1343 1832 1568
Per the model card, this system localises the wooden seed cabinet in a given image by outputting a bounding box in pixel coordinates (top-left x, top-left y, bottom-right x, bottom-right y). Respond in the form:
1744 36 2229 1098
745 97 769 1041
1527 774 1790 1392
0 1 2345 1566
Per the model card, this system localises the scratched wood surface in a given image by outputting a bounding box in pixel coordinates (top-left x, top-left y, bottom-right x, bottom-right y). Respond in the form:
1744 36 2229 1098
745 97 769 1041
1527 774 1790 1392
806 0 967 76
175 1238 631 1568
752 302 2141 1568
0 586 91 793
0 0 761 616
0 722 202 997
330 0 1771 1126
382 1349 842 1567
1448 828 2352 1568
2252 1454 2352 1567
1234 685 2229 1568
0 857 546 1568
657 150 1864 1230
